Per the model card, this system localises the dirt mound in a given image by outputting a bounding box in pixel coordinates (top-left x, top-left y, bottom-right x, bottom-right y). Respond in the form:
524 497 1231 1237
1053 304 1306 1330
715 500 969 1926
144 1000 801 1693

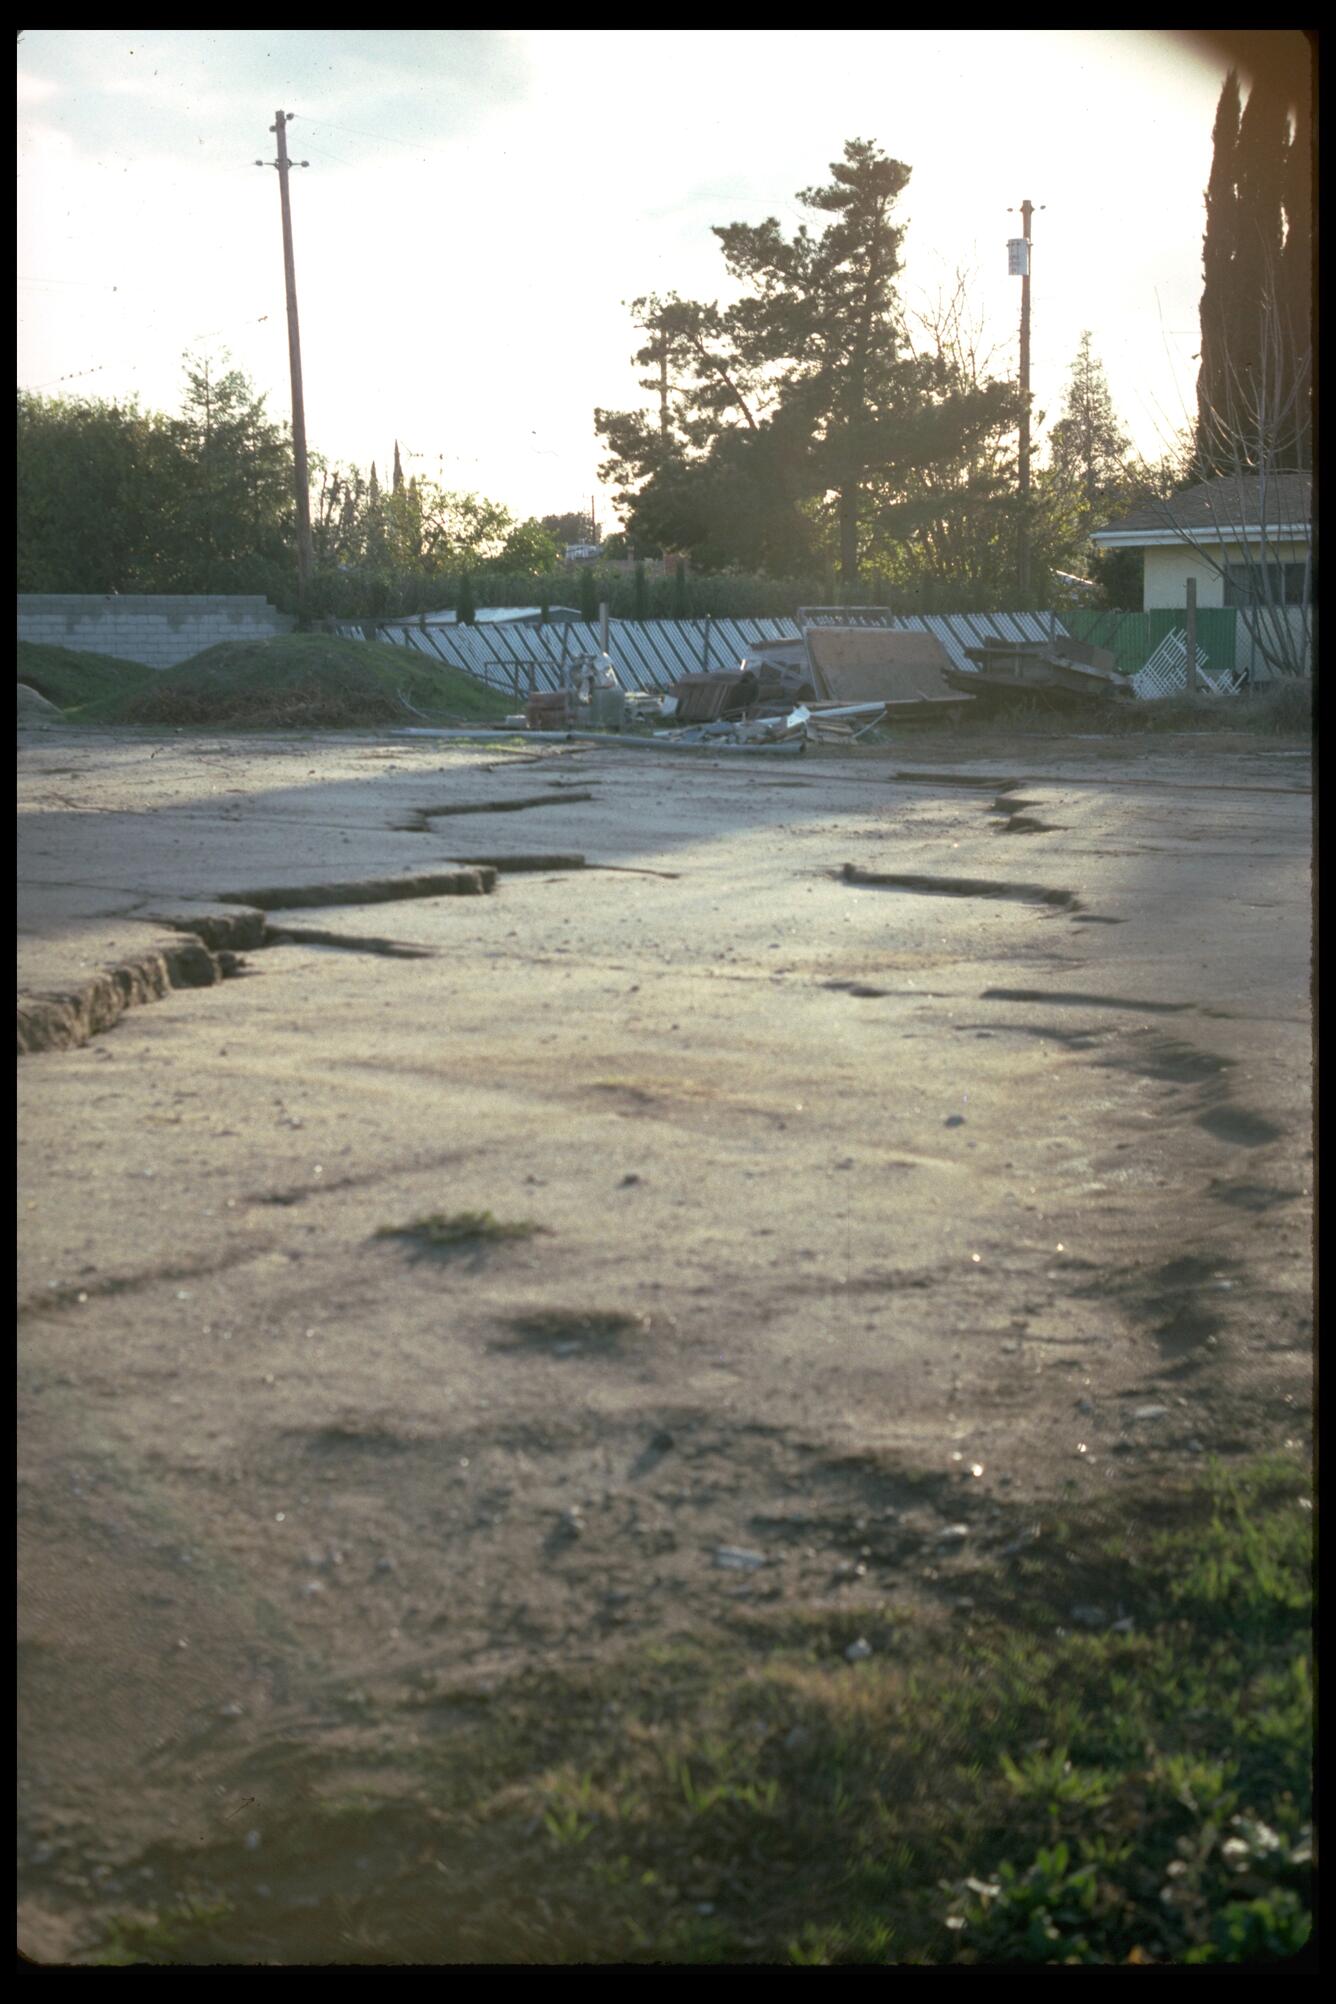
79 633 513 730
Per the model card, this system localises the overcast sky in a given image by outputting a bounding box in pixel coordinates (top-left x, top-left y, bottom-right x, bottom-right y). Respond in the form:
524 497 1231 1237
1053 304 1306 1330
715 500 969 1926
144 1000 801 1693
17 30 1261 529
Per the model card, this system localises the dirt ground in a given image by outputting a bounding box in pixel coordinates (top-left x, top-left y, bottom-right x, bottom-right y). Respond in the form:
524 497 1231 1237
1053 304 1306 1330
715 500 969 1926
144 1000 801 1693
16 721 1314 1961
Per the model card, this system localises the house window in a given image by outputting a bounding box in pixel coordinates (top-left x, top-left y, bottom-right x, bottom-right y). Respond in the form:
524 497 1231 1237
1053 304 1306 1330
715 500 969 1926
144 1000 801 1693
1223 560 1312 607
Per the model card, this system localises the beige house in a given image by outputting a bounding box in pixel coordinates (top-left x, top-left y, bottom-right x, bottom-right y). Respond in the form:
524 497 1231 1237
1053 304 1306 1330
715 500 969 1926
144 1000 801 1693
1091 471 1312 678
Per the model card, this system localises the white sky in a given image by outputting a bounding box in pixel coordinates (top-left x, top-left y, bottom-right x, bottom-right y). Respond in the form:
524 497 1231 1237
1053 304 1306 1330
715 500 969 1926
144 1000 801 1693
18 29 1243 530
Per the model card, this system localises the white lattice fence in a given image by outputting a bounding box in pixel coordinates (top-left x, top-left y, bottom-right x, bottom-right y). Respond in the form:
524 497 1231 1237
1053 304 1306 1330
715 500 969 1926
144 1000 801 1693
1131 631 1242 701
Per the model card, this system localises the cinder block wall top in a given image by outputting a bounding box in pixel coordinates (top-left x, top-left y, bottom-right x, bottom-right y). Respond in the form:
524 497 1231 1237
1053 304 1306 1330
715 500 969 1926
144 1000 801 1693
17 594 297 669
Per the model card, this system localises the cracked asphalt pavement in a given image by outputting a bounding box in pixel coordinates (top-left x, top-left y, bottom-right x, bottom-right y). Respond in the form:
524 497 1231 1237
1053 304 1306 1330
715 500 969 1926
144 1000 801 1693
17 721 1313 1956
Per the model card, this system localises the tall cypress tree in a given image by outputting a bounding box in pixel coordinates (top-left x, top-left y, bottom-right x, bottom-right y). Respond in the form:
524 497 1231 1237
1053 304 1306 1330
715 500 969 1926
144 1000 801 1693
1196 67 1310 474
1196 71 1241 474
1280 91 1313 467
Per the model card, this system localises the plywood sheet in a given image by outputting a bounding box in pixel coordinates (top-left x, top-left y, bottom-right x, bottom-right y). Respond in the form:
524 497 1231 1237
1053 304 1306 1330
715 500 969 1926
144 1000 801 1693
806 627 956 701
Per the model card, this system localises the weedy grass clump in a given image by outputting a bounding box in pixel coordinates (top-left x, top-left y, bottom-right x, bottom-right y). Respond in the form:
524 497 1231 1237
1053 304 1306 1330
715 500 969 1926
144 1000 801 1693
374 1209 548 1251
81 1454 1312 1967
497 1308 652 1353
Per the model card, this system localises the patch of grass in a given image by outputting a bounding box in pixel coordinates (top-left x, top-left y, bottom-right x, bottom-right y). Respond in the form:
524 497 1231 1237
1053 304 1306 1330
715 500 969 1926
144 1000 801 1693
93 1894 235 1966
17 639 157 711
1098 680 1313 737
85 1455 1312 1965
71 633 513 729
374 1209 548 1253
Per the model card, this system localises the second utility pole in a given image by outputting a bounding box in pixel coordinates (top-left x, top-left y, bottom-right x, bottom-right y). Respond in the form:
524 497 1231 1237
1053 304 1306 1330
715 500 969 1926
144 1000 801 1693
1016 198 1036 601
259 111 314 612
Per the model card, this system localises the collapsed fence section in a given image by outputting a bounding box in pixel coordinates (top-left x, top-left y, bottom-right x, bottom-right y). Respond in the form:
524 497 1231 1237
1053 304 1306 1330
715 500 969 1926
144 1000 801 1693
341 612 1078 698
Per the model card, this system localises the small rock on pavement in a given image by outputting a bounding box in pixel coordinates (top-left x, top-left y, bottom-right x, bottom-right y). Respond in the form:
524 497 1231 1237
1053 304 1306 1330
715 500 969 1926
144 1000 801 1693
218 1702 245 1720
1133 1404 1171 1422
844 1638 874 1663
944 1115 967 1128
715 1545 766 1571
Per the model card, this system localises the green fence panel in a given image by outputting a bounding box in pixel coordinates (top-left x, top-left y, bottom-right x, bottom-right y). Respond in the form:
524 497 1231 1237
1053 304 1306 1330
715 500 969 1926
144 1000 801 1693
1065 607 1238 677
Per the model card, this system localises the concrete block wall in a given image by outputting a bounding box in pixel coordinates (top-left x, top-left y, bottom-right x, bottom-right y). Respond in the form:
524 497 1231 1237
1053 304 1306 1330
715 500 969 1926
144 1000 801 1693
17 594 297 669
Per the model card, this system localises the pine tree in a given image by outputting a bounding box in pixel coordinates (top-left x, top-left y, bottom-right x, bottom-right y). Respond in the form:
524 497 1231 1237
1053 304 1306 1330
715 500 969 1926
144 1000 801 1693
392 440 404 494
598 140 1016 584
1049 333 1129 513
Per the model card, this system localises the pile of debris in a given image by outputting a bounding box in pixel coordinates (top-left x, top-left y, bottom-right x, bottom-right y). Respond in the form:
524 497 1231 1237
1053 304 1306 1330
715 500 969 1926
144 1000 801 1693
508 613 1150 750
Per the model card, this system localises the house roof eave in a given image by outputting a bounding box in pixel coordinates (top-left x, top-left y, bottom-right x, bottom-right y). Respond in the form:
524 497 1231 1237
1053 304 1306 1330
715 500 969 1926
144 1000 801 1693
1090 524 1312 550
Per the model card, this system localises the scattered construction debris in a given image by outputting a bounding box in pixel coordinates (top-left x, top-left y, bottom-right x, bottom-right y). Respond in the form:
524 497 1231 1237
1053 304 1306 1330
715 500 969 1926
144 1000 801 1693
945 633 1130 709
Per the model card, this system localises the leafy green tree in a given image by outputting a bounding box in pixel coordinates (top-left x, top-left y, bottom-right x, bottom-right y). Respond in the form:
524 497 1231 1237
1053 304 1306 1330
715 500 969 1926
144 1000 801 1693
579 564 599 622
632 561 649 622
496 518 562 575
541 510 597 547
19 391 164 591
846 273 1028 604
18 354 294 598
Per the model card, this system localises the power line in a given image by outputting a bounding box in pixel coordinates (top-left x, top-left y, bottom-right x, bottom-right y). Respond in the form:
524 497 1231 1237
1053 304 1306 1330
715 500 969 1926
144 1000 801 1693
25 314 273 391
302 116 433 162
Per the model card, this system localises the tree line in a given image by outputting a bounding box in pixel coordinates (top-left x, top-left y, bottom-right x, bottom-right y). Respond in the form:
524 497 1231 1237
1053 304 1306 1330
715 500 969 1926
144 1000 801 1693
17 358 575 619
19 85 1309 622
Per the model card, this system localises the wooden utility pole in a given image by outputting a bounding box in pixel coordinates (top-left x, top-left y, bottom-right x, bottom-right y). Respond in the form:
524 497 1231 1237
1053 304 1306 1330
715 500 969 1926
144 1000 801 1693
1185 575 1198 693
1009 200 1044 601
258 111 314 610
